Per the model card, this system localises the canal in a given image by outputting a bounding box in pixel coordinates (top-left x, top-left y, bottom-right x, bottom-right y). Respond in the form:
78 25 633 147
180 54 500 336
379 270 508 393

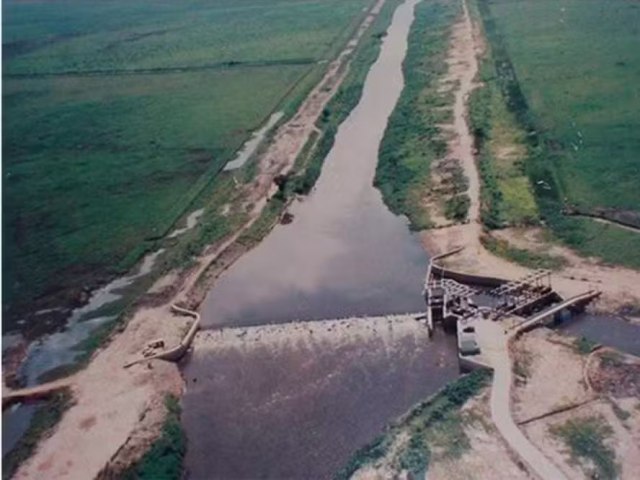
181 0 459 478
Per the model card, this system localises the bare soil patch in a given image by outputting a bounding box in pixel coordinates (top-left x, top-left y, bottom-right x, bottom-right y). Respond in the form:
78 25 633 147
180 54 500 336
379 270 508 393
425 388 532 480
512 329 640 479
512 330 591 423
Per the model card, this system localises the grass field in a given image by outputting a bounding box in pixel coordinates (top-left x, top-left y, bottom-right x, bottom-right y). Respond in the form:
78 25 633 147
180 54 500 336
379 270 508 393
374 0 461 229
3 0 371 328
474 0 640 268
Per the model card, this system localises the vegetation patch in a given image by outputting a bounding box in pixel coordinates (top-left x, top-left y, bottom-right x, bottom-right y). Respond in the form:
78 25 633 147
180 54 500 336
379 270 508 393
551 416 618 480
466 34 539 229
374 0 461 229
472 0 640 268
480 234 566 270
237 198 287 249
122 395 186 480
573 336 597 355
444 194 470 222
336 369 491 479
3 389 73 480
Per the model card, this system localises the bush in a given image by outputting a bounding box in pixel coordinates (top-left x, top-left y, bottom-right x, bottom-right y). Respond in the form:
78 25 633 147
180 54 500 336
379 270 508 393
551 416 618 480
444 194 470 221
573 336 597 355
398 435 429 476
123 395 186 480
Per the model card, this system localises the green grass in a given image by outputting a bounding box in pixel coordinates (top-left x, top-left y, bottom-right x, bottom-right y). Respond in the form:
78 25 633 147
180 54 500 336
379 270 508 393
335 370 491 479
573 336 597 355
467 29 539 228
3 390 73 480
481 234 566 271
474 0 640 268
3 0 372 328
4 0 368 74
551 416 618 480
121 394 186 480
374 0 461 230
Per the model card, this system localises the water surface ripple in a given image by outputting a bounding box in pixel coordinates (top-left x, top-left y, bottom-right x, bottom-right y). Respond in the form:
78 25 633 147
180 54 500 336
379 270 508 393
200 0 427 328
184 1 453 478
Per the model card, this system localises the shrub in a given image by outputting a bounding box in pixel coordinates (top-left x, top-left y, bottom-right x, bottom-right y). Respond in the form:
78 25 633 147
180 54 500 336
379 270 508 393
551 416 617 480
444 194 470 222
123 394 186 480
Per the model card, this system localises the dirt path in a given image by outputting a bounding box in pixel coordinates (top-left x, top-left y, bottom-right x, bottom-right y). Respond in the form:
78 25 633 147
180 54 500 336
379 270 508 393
422 0 640 312
425 3 640 478
429 5 570 478
10 2 389 478
446 0 481 226
421 0 486 266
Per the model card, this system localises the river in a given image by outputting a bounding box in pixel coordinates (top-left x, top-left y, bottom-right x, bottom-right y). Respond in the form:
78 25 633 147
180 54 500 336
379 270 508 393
181 0 459 478
199 0 427 329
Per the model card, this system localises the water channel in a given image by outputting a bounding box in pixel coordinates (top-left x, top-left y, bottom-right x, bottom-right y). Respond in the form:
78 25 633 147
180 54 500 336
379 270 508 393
200 1 427 330
182 0 460 478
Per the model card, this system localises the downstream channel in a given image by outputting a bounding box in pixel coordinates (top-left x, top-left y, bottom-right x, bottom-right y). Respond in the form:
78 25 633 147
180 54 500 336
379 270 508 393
182 0 459 478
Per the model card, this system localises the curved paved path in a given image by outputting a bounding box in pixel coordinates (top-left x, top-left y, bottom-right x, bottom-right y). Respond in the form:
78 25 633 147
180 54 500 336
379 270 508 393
449 4 568 477
476 320 569 480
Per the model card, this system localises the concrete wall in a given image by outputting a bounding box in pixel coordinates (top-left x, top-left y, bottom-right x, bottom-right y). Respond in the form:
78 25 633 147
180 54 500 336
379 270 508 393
430 264 507 288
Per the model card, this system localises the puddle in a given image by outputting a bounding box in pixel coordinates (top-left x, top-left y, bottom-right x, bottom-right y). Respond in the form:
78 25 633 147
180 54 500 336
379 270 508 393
18 248 165 386
223 111 284 171
167 209 205 239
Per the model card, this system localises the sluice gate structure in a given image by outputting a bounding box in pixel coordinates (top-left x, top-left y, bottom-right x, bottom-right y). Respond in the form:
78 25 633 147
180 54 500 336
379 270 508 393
424 248 601 370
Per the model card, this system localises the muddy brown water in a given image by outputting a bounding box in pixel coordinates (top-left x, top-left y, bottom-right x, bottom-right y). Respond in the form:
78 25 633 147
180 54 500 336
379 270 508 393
183 0 452 478
184 326 457 480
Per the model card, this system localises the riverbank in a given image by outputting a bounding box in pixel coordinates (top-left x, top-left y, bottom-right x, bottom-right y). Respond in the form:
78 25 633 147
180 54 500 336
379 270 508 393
420 0 640 311
5 1 394 477
512 329 640 479
373 0 640 476
6 0 639 477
